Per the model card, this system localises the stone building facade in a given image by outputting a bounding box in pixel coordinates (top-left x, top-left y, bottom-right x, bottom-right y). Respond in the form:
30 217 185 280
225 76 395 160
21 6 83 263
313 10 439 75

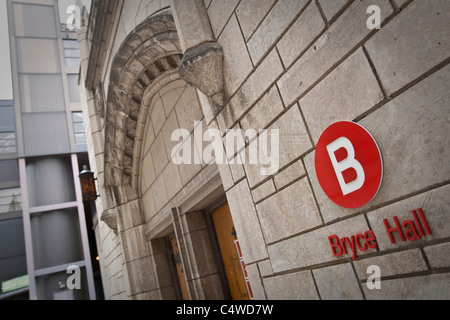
77 0 450 299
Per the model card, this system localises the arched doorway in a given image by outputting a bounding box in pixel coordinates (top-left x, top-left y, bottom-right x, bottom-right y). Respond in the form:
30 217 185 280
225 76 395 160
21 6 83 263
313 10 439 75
101 9 251 300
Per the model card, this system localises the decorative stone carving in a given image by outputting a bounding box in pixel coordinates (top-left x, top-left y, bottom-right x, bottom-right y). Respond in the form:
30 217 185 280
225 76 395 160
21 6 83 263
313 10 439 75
101 208 118 231
179 42 225 109
103 12 182 190
171 0 226 110
95 80 105 118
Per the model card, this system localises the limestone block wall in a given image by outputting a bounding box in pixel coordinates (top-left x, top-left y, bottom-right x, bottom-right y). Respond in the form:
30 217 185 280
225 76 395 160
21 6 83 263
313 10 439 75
80 0 450 300
205 0 450 299
79 0 174 300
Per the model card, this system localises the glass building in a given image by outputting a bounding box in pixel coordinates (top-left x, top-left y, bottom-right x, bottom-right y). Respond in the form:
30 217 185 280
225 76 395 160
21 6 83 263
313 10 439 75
0 0 101 300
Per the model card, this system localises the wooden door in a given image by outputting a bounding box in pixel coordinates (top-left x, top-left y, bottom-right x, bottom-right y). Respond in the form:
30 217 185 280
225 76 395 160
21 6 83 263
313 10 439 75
211 204 250 300
170 236 190 300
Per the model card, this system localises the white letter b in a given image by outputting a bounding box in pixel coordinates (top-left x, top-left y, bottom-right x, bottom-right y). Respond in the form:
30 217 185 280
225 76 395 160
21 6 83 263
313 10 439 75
326 137 365 196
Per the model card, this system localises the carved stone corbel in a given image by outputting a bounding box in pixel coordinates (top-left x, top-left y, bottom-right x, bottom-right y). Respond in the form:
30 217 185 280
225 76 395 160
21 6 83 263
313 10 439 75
101 208 118 232
179 42 225 108
172 0 226 111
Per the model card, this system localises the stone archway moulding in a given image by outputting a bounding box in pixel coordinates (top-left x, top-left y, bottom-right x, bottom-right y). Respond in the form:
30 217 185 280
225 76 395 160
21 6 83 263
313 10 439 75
100 4 226 231
101 11 183 229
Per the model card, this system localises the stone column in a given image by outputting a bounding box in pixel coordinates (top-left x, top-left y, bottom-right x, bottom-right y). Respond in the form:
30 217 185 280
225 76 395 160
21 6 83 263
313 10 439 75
171 0 225 110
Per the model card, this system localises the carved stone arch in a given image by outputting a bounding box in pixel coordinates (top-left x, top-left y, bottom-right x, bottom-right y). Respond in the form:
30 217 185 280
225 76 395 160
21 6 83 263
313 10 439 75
103 10 183 210
98 10 188 298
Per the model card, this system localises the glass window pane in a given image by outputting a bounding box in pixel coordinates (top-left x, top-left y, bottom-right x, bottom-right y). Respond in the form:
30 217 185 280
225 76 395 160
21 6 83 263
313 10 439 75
63 40 79 49
0 218 26 287
31 209 83 270
72 112 86 146
73 123 85 133
25 156 75 207
0 106 15 132
71 112 84 123
65 57 80 67
18 38 60 73
74 133 86 144
0 133 16 154
22 113 70 156
72 111 84 123
2 147 16 154
0 160 20 185
0 133 16 146
64 49 80 58
35 268 88 300
0 146 16 155
20 74 65 113
0 188 22 213
13 3 57 38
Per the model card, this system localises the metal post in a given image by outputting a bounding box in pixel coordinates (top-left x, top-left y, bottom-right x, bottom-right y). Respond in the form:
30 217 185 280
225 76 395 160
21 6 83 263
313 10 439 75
18 158 37 300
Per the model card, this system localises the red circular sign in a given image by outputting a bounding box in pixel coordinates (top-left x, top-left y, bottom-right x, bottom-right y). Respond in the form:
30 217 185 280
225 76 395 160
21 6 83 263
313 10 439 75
315 121 383 209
